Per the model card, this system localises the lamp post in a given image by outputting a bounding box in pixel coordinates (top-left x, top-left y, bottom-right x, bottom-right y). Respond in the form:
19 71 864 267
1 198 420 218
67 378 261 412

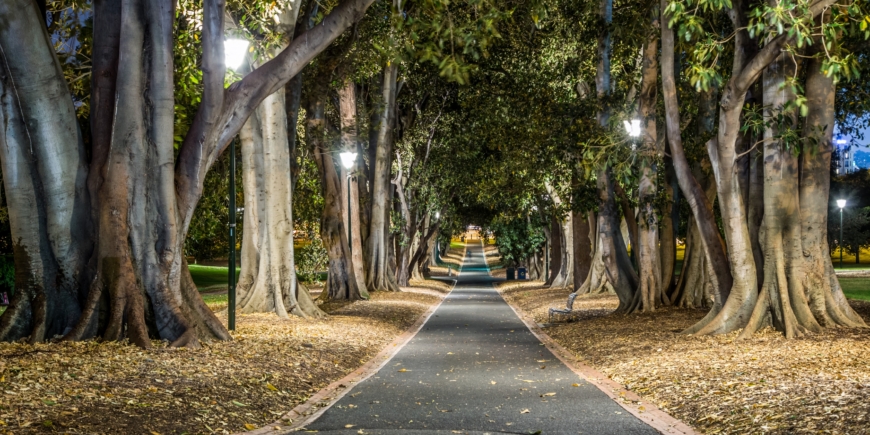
623 118 641 150
838 199 847 269
224 38 249 331
340 152 357 254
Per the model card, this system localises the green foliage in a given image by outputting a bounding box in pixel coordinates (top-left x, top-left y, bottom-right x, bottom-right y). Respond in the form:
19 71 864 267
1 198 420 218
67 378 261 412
0 256 13 297
491 216 545 268
296 228 328 284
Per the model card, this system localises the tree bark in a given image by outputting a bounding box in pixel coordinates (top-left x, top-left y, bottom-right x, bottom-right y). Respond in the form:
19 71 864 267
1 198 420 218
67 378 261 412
235 0 323 318
572 210 592 289
0 0 91 342
307 75 365 301
661 0 736 334
546 183 574 289
628 13 661 313
365 64 400 292
738 13 865 337
576 170 638 308
237 79 324 317
338 78 370 299
1 0 376 346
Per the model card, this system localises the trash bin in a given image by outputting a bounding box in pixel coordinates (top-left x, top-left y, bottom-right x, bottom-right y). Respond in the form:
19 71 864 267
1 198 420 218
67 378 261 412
518 268 527 280
506 267 515 280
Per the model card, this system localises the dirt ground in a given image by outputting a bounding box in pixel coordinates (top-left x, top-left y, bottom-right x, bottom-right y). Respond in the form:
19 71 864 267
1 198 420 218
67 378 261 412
0 285 448 435
498 281 870 435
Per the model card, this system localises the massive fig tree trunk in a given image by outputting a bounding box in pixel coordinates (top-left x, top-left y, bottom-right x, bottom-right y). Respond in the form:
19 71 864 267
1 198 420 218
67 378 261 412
237 77 324 318
572 210 593 289
307 79 366 301
546 183 574 289
628 15 661 313
686 0 837 335
577 171 638 307
338 78 370 299
738 18 865 338
661 0 732 333
0 0 91 343
576 0 636 306
365 64 400 292
0 0 378 346
236 1 324 318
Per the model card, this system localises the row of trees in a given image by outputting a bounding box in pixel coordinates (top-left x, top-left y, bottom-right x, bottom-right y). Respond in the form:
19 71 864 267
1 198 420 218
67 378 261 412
466 0 870 338
1 0 869 348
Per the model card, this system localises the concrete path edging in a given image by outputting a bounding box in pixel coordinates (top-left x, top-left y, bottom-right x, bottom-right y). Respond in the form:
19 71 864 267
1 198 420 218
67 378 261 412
497 285 700 435
239 248 467 435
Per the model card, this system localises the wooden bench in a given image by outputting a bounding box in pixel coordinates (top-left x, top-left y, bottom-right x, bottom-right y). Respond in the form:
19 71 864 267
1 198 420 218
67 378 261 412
548 292 578 323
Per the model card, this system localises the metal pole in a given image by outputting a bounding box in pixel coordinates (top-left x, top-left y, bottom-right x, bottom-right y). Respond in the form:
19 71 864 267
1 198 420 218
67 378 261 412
840 207 844 270
347 174 352 255
228 137 237 331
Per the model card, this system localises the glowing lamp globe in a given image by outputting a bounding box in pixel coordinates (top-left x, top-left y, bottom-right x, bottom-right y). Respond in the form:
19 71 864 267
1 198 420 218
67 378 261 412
224 39 250 71
340 152 357 170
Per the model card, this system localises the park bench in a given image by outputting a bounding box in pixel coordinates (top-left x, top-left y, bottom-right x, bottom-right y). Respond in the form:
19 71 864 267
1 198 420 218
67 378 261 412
548 292 578 323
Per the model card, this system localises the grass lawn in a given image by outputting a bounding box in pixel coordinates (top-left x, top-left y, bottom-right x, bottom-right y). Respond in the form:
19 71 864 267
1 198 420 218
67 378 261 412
188 264 239 290
839 277 870 301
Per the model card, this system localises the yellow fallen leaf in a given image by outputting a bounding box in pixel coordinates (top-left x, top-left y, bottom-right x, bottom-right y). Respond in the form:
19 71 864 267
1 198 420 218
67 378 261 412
520 409 530 414
572 383 580 387
266 383 278 392
244 423 257 430
398 368 409 372
523 380 535 383
150 432 161 435
490 381 497 385
345 424 355 428
447 352 454 355
541 392 556 397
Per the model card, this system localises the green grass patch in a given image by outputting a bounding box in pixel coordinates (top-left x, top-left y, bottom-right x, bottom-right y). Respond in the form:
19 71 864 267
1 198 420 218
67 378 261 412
839 277 870 301
189 264 239 290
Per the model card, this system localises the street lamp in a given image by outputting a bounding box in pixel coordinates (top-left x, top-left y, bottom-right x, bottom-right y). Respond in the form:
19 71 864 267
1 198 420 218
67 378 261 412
340 152 357 254
224 38 249 331
838 199 847 270
623 119 641 150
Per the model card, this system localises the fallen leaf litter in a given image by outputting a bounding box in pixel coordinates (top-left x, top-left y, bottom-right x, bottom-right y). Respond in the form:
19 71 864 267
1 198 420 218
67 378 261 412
0 285 448 435
498 281 870 434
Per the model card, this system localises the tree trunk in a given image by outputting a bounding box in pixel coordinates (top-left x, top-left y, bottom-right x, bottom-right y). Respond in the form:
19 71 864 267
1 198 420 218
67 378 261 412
671 164 717 306
661 0 737 334
235 1 323 318
545 214 562 286
572 210 592 289
338 78 371 299
307 79 365 301
237 81 324 317
0 0 91 342
546 183 574 289
1 0 377 346
659 160 678 300
739 18 865 337
628 14 661 313
576 170 638 308
365 65 400 291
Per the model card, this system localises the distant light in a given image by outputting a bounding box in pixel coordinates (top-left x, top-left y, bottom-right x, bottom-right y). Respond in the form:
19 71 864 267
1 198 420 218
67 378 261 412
435 212 440 219
836 137 848 145
224 39 250 71
623 119 641 138
837 199 847 209
339 152 357 170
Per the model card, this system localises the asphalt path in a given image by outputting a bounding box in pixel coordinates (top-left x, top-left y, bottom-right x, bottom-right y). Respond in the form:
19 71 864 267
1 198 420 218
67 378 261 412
299 243 658 434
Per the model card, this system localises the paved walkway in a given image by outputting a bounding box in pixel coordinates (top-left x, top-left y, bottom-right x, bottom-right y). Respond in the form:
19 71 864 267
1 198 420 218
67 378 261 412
299 243 658 434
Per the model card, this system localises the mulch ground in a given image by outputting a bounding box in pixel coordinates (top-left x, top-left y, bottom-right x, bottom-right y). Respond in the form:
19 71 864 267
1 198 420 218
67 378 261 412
498 281 870 435
0 286 447 435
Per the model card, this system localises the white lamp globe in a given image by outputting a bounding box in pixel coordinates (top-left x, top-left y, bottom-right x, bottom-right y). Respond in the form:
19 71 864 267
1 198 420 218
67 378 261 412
340 152 357 170
837 199 847 209
224 39 250 71
623 119 641 137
